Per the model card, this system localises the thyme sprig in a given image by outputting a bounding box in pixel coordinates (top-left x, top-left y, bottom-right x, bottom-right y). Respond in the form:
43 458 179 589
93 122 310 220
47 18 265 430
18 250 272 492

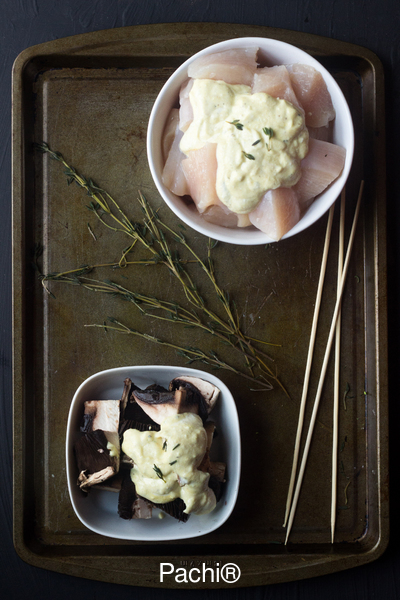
36 142 286 393
263 127 274 151
153 464 166 482
86 318 274 391
226 119 244 130
41 272 275 371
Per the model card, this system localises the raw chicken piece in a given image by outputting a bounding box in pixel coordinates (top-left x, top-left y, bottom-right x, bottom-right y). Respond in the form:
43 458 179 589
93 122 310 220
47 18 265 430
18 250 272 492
237 213 252 227
179 79 194 132
203 205 238 228
202 205 251 228
286 64 336 128
252 65 302 112
162 126 190 196
308 122 333 142
293 138 346 206
248 187 301 240
181 143 220 213
162 108 180 162
188 47 259 86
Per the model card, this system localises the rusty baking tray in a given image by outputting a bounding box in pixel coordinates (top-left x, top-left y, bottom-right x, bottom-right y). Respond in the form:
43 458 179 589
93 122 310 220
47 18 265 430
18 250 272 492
12 23 388 588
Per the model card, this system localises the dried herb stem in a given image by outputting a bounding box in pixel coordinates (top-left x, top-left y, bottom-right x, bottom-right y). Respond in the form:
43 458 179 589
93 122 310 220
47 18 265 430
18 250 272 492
41 256 196 283
36 143 135 237
152 208 285 388
38 142 251 347
41 272 278 384
36 142 285 392
153 464 166 482
86 319 273 391
226 120 244 130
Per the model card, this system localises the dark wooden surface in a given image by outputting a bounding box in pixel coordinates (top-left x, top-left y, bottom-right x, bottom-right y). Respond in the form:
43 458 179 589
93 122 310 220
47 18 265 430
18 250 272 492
2 1 399 598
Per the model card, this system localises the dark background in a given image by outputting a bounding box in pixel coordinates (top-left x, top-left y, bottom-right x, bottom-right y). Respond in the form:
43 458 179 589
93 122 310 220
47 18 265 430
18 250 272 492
2 1 399 598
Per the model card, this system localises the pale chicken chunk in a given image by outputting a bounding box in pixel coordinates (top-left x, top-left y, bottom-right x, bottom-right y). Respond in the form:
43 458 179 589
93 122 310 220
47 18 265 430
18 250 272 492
162 108 180 162
179 79 194 132
181 142 220 213
188 47 259 86
162 126 190 196
203 205 252 228
252 65 302 112
160 51 344 237
293 138 346 207
248 187 301 241
286 64 336 128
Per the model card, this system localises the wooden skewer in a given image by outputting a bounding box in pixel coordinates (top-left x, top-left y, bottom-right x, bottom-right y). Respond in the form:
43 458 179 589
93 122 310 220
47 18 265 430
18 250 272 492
283 204 335 527
285 181 364 545
331 188 346 543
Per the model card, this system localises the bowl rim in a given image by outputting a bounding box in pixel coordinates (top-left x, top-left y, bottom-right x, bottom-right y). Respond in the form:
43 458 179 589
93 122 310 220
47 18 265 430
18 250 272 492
147 36 354 245
66 364 241 541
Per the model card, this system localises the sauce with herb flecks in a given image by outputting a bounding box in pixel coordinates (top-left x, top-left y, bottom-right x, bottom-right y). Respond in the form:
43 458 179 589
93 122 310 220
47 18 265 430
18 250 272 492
180 78 309 213
122 413 216 515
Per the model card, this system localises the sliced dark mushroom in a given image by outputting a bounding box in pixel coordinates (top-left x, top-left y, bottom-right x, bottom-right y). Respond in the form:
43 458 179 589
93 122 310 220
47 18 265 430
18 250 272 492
80 399 120 461
118 471 189 522
75 400 121 491
81 399 120 435
118 472 153 520
132 496 153 519
145 383 169 393
169 376 220 421
119 376 218 427
197 423 226 504
120 396 161 434
208 475 224 503
131 388 199 425
150 497 189 522
95 472 124 493
78 466 116 489
119 379 163 467
209 461 226 482
120 378 133 418
119 378 161 434
74 430 120 491
120 453 134 467
198 421 216 473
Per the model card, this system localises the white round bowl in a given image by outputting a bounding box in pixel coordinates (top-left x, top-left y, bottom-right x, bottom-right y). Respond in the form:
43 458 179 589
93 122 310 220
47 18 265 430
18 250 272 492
147 37 354 245
66 365 241 541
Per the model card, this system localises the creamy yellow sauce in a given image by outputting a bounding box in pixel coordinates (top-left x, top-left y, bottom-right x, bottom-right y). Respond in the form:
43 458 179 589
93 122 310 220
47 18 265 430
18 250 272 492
180 78 309 213
106 439 119 458
122 413 216 515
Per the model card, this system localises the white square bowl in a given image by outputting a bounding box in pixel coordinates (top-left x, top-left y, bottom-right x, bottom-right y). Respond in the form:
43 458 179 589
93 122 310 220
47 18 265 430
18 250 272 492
66 365 241 541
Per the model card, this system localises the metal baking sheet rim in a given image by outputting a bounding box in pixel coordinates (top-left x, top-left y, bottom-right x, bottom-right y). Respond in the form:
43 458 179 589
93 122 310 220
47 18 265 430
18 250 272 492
11 22 389 588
